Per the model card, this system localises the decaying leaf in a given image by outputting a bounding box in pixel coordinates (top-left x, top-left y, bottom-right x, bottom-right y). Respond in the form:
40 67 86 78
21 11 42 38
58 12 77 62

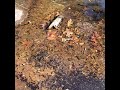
63 29 73 37
67 19 73 27
72 35 79 43
47 30 57 40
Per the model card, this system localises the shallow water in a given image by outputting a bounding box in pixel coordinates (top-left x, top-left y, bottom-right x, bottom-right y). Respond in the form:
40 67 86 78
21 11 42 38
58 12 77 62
15 0 105 25
83 0 105 10
15 0 105 90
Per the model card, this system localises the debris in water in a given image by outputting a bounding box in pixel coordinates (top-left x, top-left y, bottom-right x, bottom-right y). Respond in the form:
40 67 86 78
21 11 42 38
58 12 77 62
63 29 73 37
67 19 73 27
47 30 57 40
48 15 64 29
62 38 71 42
39 22 49 31
72 35 80 44
80 42 84 46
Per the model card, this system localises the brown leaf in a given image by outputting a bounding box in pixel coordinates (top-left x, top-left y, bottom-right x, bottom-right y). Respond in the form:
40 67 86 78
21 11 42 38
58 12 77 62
47 30 57 40
63 28 73 37
72 35 80 43
67 19 73 27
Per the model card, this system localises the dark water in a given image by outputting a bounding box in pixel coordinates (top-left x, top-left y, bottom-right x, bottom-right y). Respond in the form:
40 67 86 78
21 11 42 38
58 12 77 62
46 71 105 90
83 0 105 10
83 0 105 20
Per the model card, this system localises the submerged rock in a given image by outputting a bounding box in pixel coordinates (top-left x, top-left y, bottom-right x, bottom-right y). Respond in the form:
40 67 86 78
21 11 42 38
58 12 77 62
15 0 32 26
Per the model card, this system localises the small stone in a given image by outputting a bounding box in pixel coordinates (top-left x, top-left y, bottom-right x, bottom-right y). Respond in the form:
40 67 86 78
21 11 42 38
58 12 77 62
22 63 25 66
22 74 25 77
79 42 84 46
66 89 69 90
61 85 64 87
28 21 31 24
68 7 71 9
89 0 93 2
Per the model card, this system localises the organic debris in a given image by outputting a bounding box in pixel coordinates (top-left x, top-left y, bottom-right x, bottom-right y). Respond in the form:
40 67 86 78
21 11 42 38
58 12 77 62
15 0 105 90
47 30 57 40
67 19 73 27
48 15 64 29
90 31 101 46
63 28 73 37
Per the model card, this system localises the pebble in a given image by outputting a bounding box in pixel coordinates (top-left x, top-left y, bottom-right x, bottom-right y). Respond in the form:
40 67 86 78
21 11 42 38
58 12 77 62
22 63 25 66
68 7 71 9
28 21 31 24
79 42 84 46
66 89 69 90
22 74 25 77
